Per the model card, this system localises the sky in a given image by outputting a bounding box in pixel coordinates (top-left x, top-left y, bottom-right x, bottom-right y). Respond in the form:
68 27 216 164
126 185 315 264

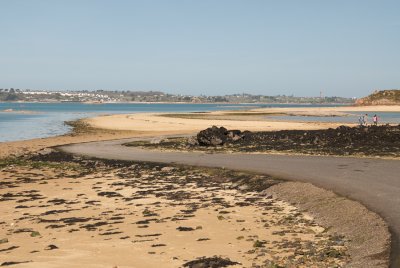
1 0 399 97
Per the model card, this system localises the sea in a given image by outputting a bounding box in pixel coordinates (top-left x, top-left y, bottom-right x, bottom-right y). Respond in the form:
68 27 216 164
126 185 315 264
0 102 399 143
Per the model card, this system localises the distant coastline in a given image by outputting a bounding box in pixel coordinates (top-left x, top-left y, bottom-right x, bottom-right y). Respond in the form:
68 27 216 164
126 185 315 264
0 100 353 106
0 108 40 114
0 88 355 104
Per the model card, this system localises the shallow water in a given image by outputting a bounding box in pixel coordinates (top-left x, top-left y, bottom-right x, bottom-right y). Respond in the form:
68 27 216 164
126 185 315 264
2 102 395 142
268 111 400 124
0 102 260 142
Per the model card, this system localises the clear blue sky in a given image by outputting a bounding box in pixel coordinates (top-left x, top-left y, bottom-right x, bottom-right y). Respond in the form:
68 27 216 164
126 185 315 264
1 0 399 97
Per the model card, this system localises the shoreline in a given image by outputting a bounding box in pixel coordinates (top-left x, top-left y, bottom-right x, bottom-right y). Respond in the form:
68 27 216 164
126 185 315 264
0 107 397 266
1 100 354 105
1 104 399 144
1 99 400 107
2 104 400 159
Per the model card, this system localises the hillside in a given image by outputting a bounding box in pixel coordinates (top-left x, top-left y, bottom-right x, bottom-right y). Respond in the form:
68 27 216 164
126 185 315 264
355 90 400 106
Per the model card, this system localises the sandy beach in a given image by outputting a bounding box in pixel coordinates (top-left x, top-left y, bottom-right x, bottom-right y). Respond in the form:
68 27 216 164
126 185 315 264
84 105 400 134
0 157 354 267
2 105 399 159
3 0 400 265
1 106 397 267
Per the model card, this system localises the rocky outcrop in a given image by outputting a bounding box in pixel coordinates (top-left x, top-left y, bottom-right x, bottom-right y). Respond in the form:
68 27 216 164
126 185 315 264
355 90 400 106
128 124 400 157
195 126 248 146
235 124 400 156
183 124 400 157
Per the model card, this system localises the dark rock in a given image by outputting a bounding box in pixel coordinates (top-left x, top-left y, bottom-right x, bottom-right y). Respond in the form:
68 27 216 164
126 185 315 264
1 261 31 266
196 126 248 146
197 126 228 146
0 246 19 253
176 226 195 231
97 191 123 198
189 125 400 157
151 244 166 247
45 244 58 250
183 257 240 268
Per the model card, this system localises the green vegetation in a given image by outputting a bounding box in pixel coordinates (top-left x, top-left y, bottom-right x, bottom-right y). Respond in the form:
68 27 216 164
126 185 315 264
0 157 28 168
30 231 41 237
253 240 266 248
0 157 83 171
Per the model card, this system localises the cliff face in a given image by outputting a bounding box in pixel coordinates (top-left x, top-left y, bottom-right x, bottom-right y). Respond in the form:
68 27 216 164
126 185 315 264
355 90 400 106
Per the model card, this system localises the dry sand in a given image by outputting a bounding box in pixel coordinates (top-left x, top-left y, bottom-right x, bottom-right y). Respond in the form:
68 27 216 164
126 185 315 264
0 159 349 267
84 112 346 134
83 105 400 135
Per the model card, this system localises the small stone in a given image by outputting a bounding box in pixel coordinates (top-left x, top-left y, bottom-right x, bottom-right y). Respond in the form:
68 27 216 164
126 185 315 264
45 244 58 250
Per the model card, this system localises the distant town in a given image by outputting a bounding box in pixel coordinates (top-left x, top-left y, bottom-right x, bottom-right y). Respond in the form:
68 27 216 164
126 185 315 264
0 88 355 104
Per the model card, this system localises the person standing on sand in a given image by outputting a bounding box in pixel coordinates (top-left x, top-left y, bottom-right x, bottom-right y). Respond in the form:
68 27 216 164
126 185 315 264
373 114 378 126
363 114 369 126
358 116 364 127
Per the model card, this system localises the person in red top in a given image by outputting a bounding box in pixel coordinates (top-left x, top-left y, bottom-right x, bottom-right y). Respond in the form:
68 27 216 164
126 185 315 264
373 114 378 126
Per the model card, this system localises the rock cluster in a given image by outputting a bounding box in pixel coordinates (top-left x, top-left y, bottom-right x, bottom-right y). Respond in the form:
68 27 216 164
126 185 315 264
183 257 239 268
184 124 400 157
193 126 248 146
126 124 400 157
233 124 400 156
